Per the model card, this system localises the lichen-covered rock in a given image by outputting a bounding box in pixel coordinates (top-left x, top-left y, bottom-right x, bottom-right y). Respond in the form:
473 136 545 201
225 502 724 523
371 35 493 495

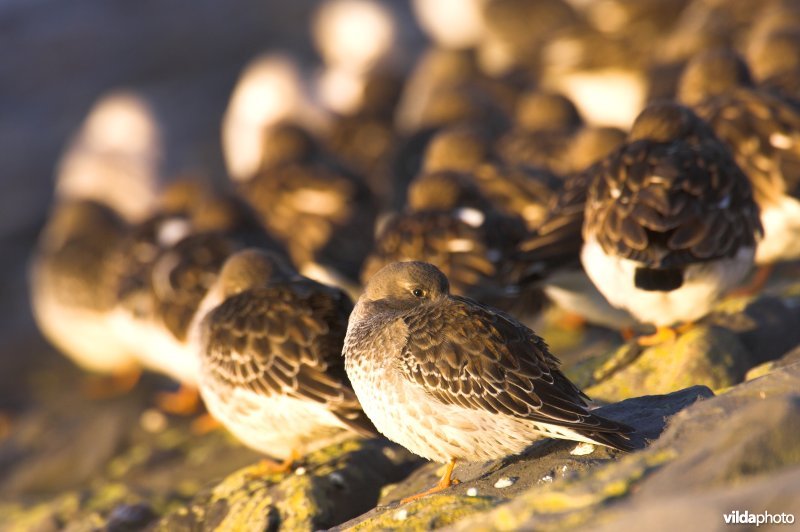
153 439 420 531
578 325 752 402
335 386 712 531
563 282 800 403
745 344 800 381
445 360 800 531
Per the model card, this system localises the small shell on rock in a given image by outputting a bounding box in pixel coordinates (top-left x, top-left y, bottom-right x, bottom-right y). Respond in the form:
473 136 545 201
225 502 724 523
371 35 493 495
570 442 596 456
466 487 478 497
295 466 307 476
493 477 517 489
139 409 167 433
540 474 554 483
394 509 408 521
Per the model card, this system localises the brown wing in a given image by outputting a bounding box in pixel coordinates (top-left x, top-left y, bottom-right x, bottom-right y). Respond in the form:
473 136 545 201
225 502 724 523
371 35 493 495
397 296 632 444
152 233 242 341
584 138 762 267
496 129 574 174
202 281 374 436
363 210 533 312
37 200 128 312
695 87 800 202
514 170 589 283
242 161 377 281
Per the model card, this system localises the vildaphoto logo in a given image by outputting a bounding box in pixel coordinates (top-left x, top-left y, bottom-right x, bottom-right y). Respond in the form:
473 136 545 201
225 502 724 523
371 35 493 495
723 510 795 526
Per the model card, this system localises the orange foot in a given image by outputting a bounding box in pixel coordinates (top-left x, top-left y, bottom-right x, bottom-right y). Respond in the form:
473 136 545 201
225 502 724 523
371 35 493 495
558 312 587 332
156 385 201 415
637 323 694 347
248 450 301 478
401 458 460 504
190 412 221 435
83 367 142 399
728 264 774 298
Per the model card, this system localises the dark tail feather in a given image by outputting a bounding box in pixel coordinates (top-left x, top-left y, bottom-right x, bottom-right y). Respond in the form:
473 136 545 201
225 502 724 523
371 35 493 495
582 420 638 452
337 410 379 439
634 267 683 291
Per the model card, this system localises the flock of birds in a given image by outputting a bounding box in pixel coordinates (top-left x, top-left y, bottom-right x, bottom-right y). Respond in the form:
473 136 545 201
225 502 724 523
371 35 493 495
28 0 800 503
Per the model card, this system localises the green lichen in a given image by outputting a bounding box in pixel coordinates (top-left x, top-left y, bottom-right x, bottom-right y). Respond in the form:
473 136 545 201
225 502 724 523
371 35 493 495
586 326 749 402
350 495 496 531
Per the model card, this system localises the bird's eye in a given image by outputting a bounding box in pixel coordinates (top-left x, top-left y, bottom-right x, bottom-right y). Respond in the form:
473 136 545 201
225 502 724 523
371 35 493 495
412 288 424 298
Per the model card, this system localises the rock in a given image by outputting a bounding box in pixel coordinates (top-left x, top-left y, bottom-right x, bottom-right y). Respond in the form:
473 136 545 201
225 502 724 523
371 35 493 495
0 393 136 496
585 466 800 532
444 361 800 531
569 325 751 403
153 439 420 531
335 386 712 530
106 503 157 532
745 344 800 381
710 291 800 367
561 280 800 404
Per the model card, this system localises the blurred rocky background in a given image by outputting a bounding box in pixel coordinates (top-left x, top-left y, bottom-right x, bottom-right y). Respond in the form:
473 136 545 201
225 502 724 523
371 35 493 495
2 0 800 530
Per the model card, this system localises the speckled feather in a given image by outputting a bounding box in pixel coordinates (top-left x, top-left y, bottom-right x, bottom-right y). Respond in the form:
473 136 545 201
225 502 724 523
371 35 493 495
241 157 377 282
113 214 277 342
200 280 374 437
345 262 635 460
584 135 762 268
35 200 128 313
693 87 800 203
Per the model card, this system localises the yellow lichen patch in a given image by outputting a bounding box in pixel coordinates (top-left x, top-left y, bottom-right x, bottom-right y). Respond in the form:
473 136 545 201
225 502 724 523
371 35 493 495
0 492 82 532
350 495 495 531
745 361 776 381
586 326 748 402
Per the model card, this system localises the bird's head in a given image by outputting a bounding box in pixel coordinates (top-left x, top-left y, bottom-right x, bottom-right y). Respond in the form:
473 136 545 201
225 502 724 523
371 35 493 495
677 48 753 105
218 248 296 298
361 261 450 309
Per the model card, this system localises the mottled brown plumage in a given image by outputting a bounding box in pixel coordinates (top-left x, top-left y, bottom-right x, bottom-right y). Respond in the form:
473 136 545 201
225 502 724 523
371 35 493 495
678 49 800 264
585 128 760 269
197 249 375 459
109 183 283 384
580 101 762 327
237 123 378 283
344 261 634 478
30 199 138 373
362 171 533 313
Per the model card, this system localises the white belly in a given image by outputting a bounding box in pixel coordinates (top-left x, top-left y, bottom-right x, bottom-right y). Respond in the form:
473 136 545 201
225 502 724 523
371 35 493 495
30 286 137 373
108 309 199 385
755 195 800 264
544 268 638 329
581 237 755 327
345 352 599 464
199 371 351 460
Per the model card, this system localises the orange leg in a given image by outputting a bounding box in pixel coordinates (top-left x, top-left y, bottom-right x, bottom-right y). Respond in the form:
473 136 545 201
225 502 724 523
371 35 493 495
637 323 694 347
156 384 201 415
83 366 142 399
190 412 221 435
248 449 301 477
728 264 775 298
558 312 587 332
401 458 459 504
